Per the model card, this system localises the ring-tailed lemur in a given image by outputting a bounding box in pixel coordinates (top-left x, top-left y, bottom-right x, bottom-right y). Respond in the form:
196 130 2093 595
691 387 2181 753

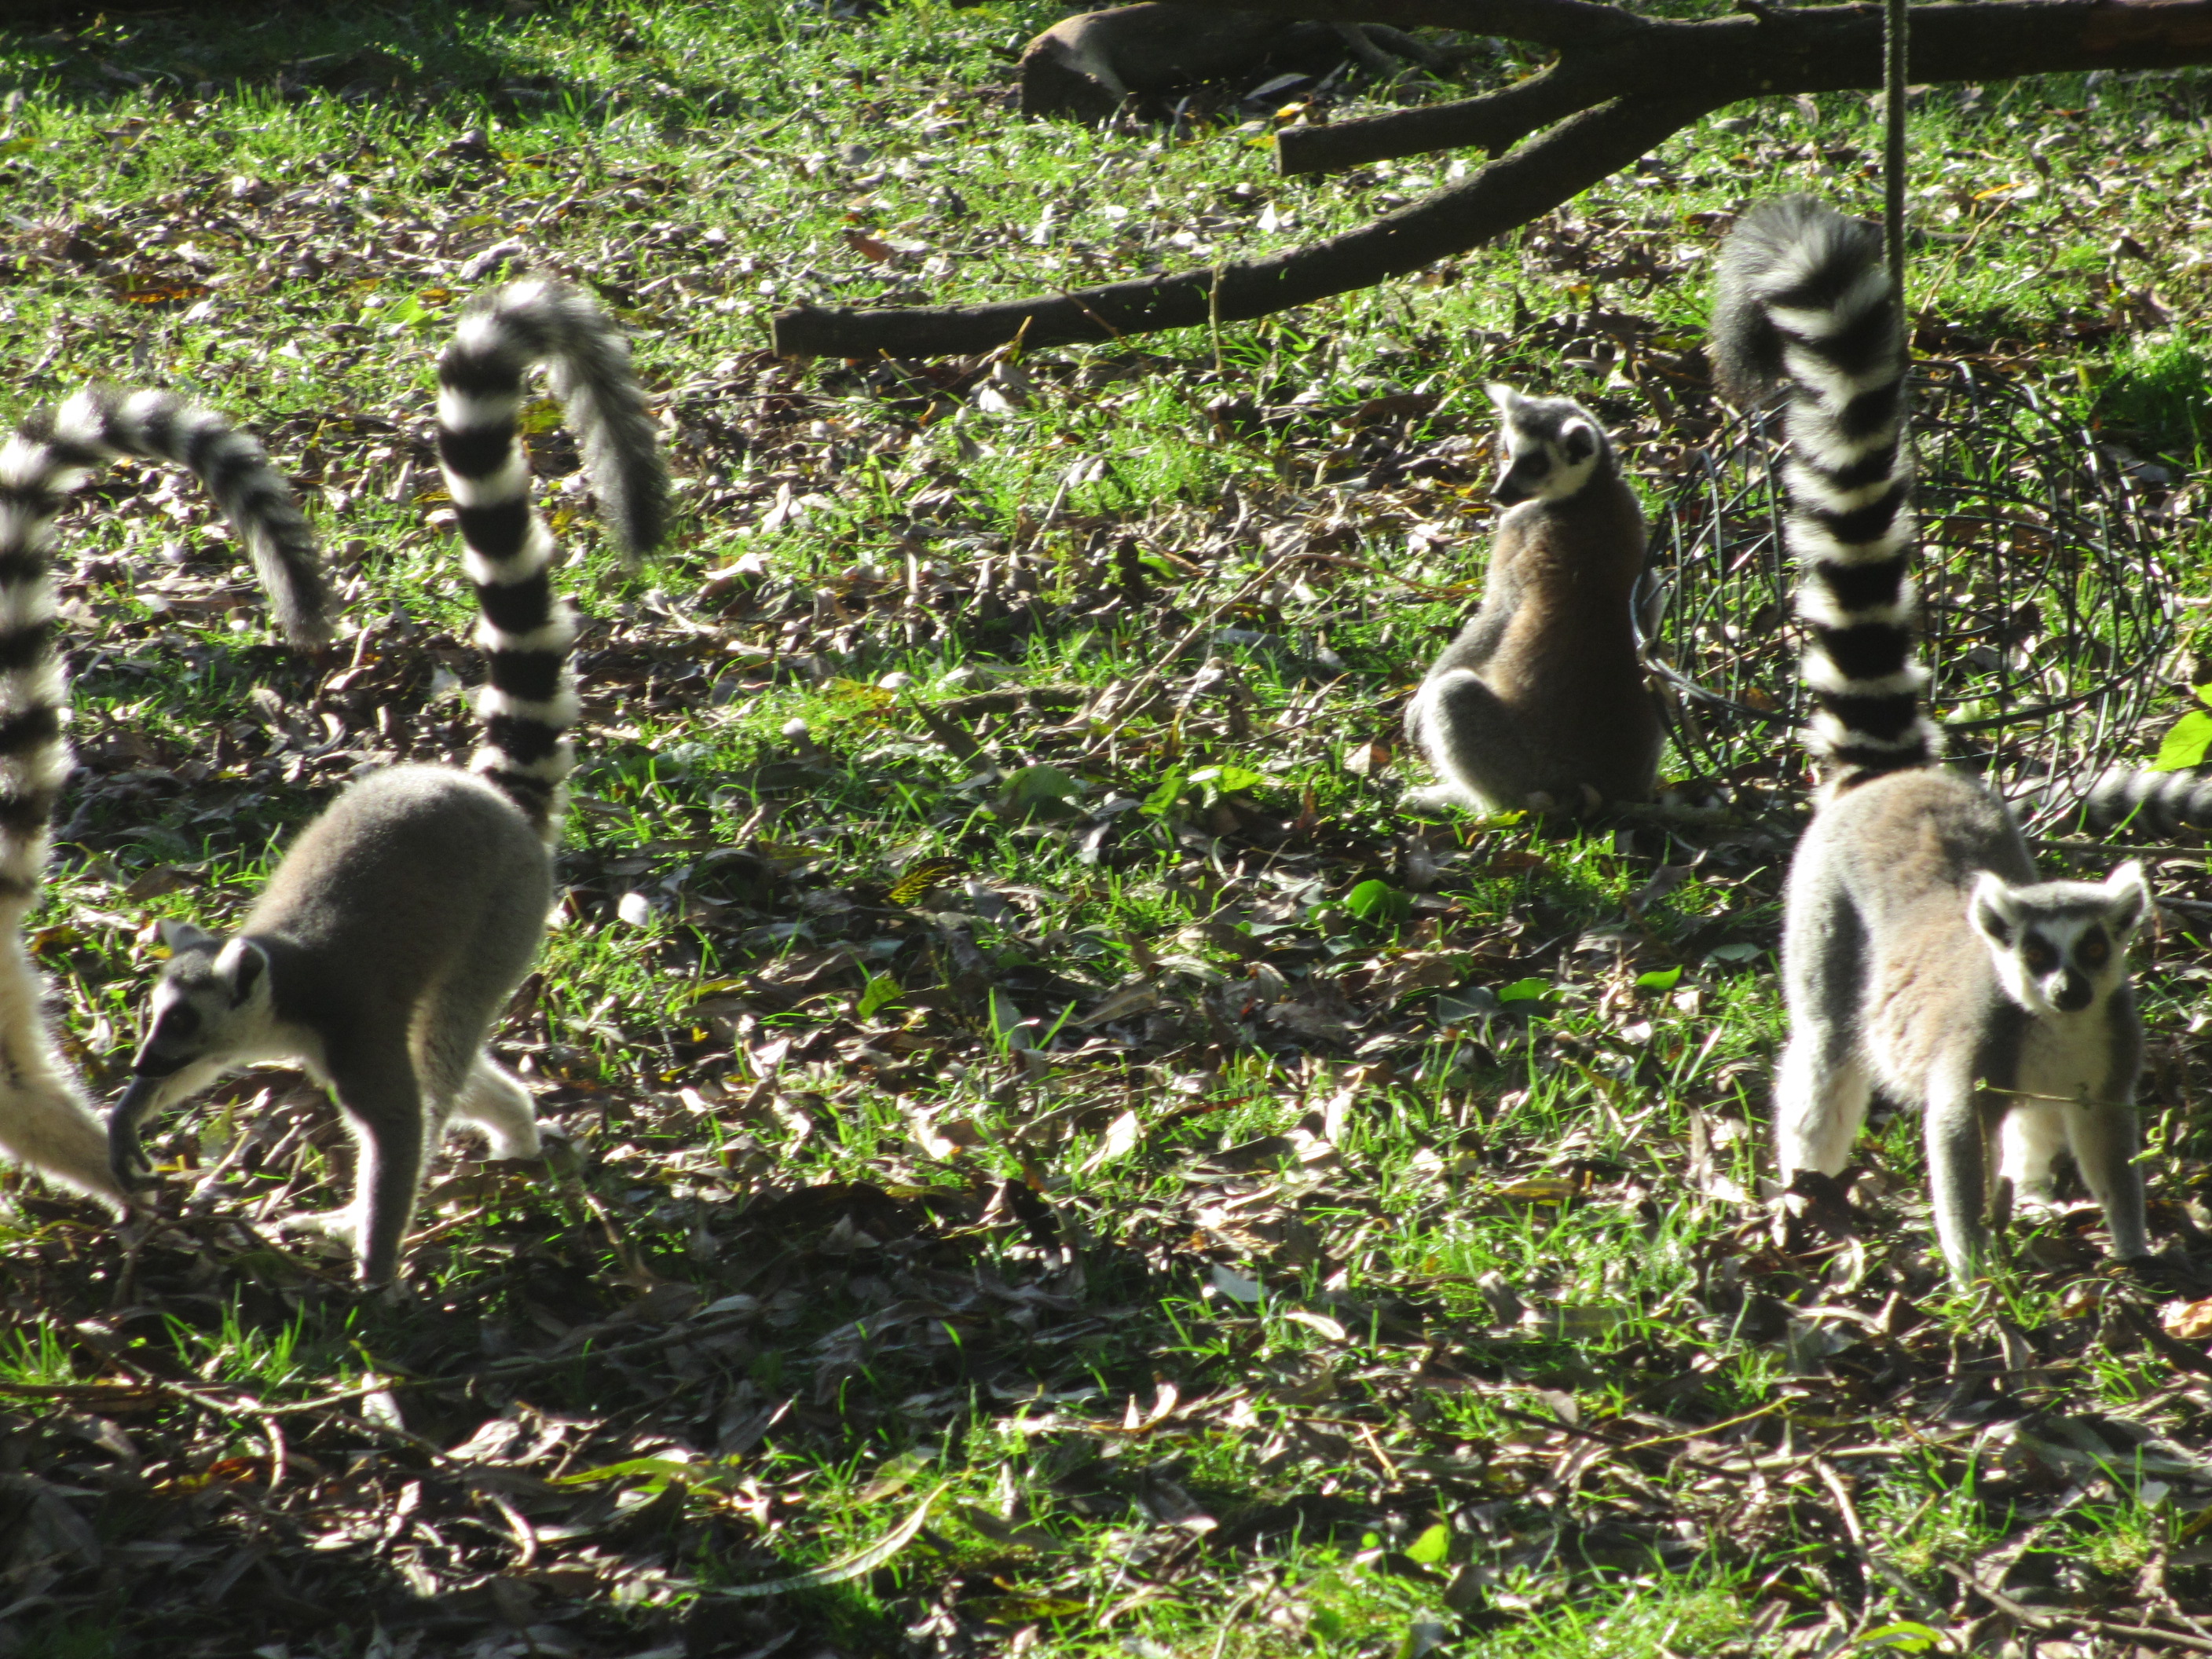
1719 196 2152 1284
109 278 668 1284
0 388 329 1207
1401 384 1661 815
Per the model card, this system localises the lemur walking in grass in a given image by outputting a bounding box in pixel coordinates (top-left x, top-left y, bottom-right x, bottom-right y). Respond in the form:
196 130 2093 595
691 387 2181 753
0 388 330 1207
1720 196 2152 1284
110 278 669 1284
1401 383 1661 815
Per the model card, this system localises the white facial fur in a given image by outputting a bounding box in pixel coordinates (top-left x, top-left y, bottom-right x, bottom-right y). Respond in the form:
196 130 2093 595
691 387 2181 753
1969 862 2148 1018
142 937 277 1073
1486 382 1602 504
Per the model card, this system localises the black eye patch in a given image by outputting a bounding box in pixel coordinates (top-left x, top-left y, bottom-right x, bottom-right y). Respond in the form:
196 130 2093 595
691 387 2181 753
157 1005 202 1039
2076 932 2110 969
2021 935 2059 974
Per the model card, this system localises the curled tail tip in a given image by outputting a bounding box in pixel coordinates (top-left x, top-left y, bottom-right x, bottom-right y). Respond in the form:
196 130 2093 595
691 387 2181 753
247 515 335 652
1711 195 1892 408
26 383 335 648
449 273 668 560
608 474 672 565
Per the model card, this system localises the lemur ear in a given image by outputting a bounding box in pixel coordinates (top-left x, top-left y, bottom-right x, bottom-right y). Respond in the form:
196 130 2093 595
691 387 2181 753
1968 873 2019 947
1559 421 1598 465
159 918 218 952
2103 861 2149 933
213 938 269 1005
1485 382 1522 417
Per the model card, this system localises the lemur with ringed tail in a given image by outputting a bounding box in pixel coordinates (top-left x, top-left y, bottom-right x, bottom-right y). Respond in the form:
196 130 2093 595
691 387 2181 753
1720 196 2152 1284
109 278 669 1284
1402 383 1661 815
0 389 329 1207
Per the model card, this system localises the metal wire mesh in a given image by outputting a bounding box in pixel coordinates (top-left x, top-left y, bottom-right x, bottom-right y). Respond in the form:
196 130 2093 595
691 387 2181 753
1646 361 2193 830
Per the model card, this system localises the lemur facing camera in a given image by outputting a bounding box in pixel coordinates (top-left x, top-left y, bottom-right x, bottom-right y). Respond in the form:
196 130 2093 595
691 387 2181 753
1401 383 1661 815
110 278 668 1285
1717 196 2152 1284
0 388 330 1210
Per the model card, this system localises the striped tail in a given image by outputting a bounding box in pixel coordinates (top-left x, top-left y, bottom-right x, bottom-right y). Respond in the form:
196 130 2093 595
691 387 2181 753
434 278 668 839
2012 765 2212 837
1712 196 1933 786
0 398 243 1207
44 387 330 650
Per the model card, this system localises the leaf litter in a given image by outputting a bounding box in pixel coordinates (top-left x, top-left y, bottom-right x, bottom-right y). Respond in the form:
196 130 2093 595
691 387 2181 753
3 8 2212 1659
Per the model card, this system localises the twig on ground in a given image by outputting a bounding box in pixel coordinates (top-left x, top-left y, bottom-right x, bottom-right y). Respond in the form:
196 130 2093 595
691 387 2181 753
1940 1560 2212 1655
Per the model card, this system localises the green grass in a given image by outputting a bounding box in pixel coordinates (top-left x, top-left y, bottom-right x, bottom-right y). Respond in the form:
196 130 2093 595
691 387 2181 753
2 3 2211 1657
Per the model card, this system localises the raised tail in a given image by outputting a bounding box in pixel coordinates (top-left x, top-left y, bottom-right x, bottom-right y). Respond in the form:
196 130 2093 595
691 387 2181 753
0 403 159 1206
435 277 668 838
47 386 331 650
1712 195 1933 786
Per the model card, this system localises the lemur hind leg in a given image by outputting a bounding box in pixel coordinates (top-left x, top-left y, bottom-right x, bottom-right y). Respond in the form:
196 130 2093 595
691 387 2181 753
1994 1102 2068 1216
416 966 540 1162
1407 669 1536 814
1774 1031 1870 1178
449 1055 542 1162
1776 883 1871 1178
1924 1069 1994 1284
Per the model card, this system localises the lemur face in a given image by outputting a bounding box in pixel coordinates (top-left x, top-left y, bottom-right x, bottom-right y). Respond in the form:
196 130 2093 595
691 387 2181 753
132 923 276 1080
1969 862 2148 1017
1487 383 1606 504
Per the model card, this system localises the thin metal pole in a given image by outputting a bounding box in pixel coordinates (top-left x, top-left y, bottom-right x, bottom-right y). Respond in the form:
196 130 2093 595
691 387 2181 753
1885 0 1909 306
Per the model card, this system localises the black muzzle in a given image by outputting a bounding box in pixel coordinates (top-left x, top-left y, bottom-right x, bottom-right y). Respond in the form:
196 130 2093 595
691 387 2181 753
127 1041 191 1082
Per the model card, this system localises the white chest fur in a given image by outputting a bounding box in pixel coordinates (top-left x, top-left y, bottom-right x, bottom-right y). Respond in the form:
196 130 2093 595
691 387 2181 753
2012 1010 2121 1111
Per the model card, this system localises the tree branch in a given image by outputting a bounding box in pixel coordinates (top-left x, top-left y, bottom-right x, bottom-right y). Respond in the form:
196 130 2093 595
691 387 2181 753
771 93 1708 360
769 0 2212 359
1100 0 1649 43
1278 0 2212 174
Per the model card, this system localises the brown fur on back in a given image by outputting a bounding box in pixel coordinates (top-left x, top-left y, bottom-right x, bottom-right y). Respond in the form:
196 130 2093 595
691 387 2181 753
1468 471 1657 803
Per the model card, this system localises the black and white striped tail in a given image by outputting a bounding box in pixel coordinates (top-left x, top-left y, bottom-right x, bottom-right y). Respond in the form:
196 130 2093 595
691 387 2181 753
25 388 328 651
2012 764 2212 837
434 278 668 839
0 391 336 1204
0 388 328 900
1712 196 1932 785
0 418 86 912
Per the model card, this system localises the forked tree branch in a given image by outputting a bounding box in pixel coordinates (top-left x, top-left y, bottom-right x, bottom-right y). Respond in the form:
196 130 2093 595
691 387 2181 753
772 93 1708 358
771 0 2212 360
1279 0 2212 174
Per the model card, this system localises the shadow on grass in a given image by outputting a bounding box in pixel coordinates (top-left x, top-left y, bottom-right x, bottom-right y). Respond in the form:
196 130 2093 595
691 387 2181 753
1 1158 1290 1655
4 1 619 124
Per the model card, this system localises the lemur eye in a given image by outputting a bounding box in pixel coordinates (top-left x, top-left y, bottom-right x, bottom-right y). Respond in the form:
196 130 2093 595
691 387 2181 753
2022 936 2058 973
2078 935 2110 969
158 1005 201 1039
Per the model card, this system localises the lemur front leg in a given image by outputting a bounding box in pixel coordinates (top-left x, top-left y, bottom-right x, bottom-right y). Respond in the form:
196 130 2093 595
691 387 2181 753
325 1046 429 1285
2066 1094 2149 1261
1925 1069 1993 1286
